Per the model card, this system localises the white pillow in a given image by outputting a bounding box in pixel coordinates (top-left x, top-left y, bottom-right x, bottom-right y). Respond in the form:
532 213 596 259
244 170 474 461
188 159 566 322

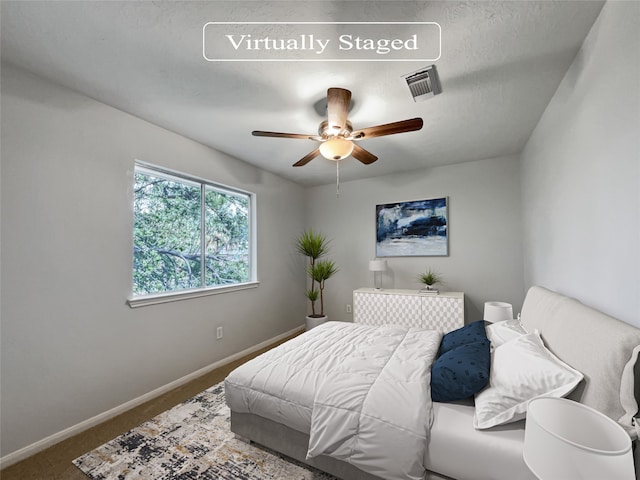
485 319 528 350
473 331 583 429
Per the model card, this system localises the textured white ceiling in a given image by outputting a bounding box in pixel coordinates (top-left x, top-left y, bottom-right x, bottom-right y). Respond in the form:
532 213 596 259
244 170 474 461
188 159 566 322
1 1 605 186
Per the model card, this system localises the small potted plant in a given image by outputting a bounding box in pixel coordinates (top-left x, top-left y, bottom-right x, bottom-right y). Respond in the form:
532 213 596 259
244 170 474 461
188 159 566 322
418 267 443 294
295 229 339 330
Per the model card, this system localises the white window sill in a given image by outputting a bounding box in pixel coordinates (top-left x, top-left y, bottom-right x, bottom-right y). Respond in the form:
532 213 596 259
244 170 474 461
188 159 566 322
127 281 260 308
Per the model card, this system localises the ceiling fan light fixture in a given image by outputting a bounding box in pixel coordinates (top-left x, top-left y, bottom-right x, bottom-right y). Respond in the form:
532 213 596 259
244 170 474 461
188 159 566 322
319 137 354 161
253 86 419 168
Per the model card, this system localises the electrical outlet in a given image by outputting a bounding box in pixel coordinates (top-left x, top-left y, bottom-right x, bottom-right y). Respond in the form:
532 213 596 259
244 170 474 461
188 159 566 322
216 326 223 339
346 304 352 314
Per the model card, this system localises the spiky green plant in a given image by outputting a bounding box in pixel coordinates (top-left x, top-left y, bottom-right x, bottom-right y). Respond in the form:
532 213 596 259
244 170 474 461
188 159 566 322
308 260 338 317
295 229 337 317
305 289 319 314
418 268 443 288
295 229 329 261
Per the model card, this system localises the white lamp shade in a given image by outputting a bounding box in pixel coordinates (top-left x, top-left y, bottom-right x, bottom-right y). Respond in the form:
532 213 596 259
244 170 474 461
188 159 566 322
319 137 354 160
368 259 387 272
523 397 634 480
483 301 513 323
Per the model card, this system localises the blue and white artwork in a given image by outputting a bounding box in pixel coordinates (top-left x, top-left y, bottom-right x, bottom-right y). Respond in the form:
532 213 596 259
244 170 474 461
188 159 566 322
376 197 448 257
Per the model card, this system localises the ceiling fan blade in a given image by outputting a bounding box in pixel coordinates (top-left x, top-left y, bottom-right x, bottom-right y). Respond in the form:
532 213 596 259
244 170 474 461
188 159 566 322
293 148 321 167
252 130 320 140
350 117 423 140
326 88 351 132
352 144 378 165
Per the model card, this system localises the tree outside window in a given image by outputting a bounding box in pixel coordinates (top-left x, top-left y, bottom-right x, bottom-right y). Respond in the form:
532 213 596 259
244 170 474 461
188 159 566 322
133 165 251 296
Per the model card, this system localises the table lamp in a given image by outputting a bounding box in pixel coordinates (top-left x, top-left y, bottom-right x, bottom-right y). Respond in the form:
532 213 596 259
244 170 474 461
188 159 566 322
483 301 513 323
369 259 387 290
523 397 635 479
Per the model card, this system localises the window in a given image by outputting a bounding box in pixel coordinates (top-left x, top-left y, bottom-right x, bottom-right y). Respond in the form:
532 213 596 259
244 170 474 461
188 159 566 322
131 163 254 302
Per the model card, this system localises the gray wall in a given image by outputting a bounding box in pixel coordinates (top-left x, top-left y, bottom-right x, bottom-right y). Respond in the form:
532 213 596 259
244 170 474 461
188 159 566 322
306 155 524 324
521 1 640 327
0 64 307 456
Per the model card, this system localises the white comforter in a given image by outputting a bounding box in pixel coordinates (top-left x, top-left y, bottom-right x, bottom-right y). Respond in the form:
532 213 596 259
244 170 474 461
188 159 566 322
225 321 443 480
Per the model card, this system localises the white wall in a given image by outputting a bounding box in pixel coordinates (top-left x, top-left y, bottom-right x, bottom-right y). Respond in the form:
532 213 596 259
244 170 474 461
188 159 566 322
306 155 524 323
521 1 640 327
0 64 307 457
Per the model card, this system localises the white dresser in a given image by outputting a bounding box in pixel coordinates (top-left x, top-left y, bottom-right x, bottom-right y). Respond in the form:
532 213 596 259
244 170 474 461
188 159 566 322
353 288 465 333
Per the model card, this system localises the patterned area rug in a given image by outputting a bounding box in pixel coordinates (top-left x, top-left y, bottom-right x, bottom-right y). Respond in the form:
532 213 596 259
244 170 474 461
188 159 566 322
73 382 335 479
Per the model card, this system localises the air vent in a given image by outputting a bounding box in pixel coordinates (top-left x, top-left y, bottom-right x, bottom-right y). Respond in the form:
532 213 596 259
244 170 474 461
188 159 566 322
402 65 442 102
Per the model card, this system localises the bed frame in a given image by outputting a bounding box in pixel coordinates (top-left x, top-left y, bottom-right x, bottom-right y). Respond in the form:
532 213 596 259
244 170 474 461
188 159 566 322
229 286 640 480
230 412 454 480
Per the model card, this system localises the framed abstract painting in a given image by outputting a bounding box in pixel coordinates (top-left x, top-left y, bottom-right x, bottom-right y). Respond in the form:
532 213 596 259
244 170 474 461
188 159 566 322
375 197 448 257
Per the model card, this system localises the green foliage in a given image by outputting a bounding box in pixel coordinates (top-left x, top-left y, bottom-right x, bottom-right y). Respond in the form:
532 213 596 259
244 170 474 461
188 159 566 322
309 260 338 317
295 229 329 260
306 289 319 302
418 268 443 287
295 229 337 317
308 260 338 284
133 170 249 295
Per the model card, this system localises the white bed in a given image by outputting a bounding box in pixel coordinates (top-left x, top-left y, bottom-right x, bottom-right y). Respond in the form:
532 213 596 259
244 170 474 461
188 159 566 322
225 286 640 480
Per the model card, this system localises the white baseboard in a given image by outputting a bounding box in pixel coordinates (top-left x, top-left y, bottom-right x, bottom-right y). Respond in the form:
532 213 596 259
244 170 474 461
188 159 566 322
0 325 304 470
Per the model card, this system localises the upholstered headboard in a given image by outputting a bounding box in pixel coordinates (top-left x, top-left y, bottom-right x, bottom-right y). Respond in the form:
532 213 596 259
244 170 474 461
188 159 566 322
520 286 640 437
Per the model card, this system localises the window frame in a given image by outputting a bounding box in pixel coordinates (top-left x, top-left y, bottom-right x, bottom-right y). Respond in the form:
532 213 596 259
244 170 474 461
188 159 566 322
127 161 258 308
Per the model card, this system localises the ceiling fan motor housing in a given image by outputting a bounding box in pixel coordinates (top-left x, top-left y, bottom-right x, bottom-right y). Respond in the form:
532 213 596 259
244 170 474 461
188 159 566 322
318 120 353 138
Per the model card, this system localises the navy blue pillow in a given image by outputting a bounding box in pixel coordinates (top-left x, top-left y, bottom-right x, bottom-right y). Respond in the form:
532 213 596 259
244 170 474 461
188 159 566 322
439 320 487 355
431 339 491 402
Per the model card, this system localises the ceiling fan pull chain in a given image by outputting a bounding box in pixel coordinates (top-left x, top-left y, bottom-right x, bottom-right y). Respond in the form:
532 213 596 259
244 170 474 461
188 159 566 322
336 160 340 197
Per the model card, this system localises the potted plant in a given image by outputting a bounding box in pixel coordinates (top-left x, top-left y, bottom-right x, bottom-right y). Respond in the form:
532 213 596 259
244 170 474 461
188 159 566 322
418 267 443 293
295 229 339 330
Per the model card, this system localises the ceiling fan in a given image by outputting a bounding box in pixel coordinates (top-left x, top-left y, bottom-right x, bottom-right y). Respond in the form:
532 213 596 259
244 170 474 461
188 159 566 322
252 88 424 167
